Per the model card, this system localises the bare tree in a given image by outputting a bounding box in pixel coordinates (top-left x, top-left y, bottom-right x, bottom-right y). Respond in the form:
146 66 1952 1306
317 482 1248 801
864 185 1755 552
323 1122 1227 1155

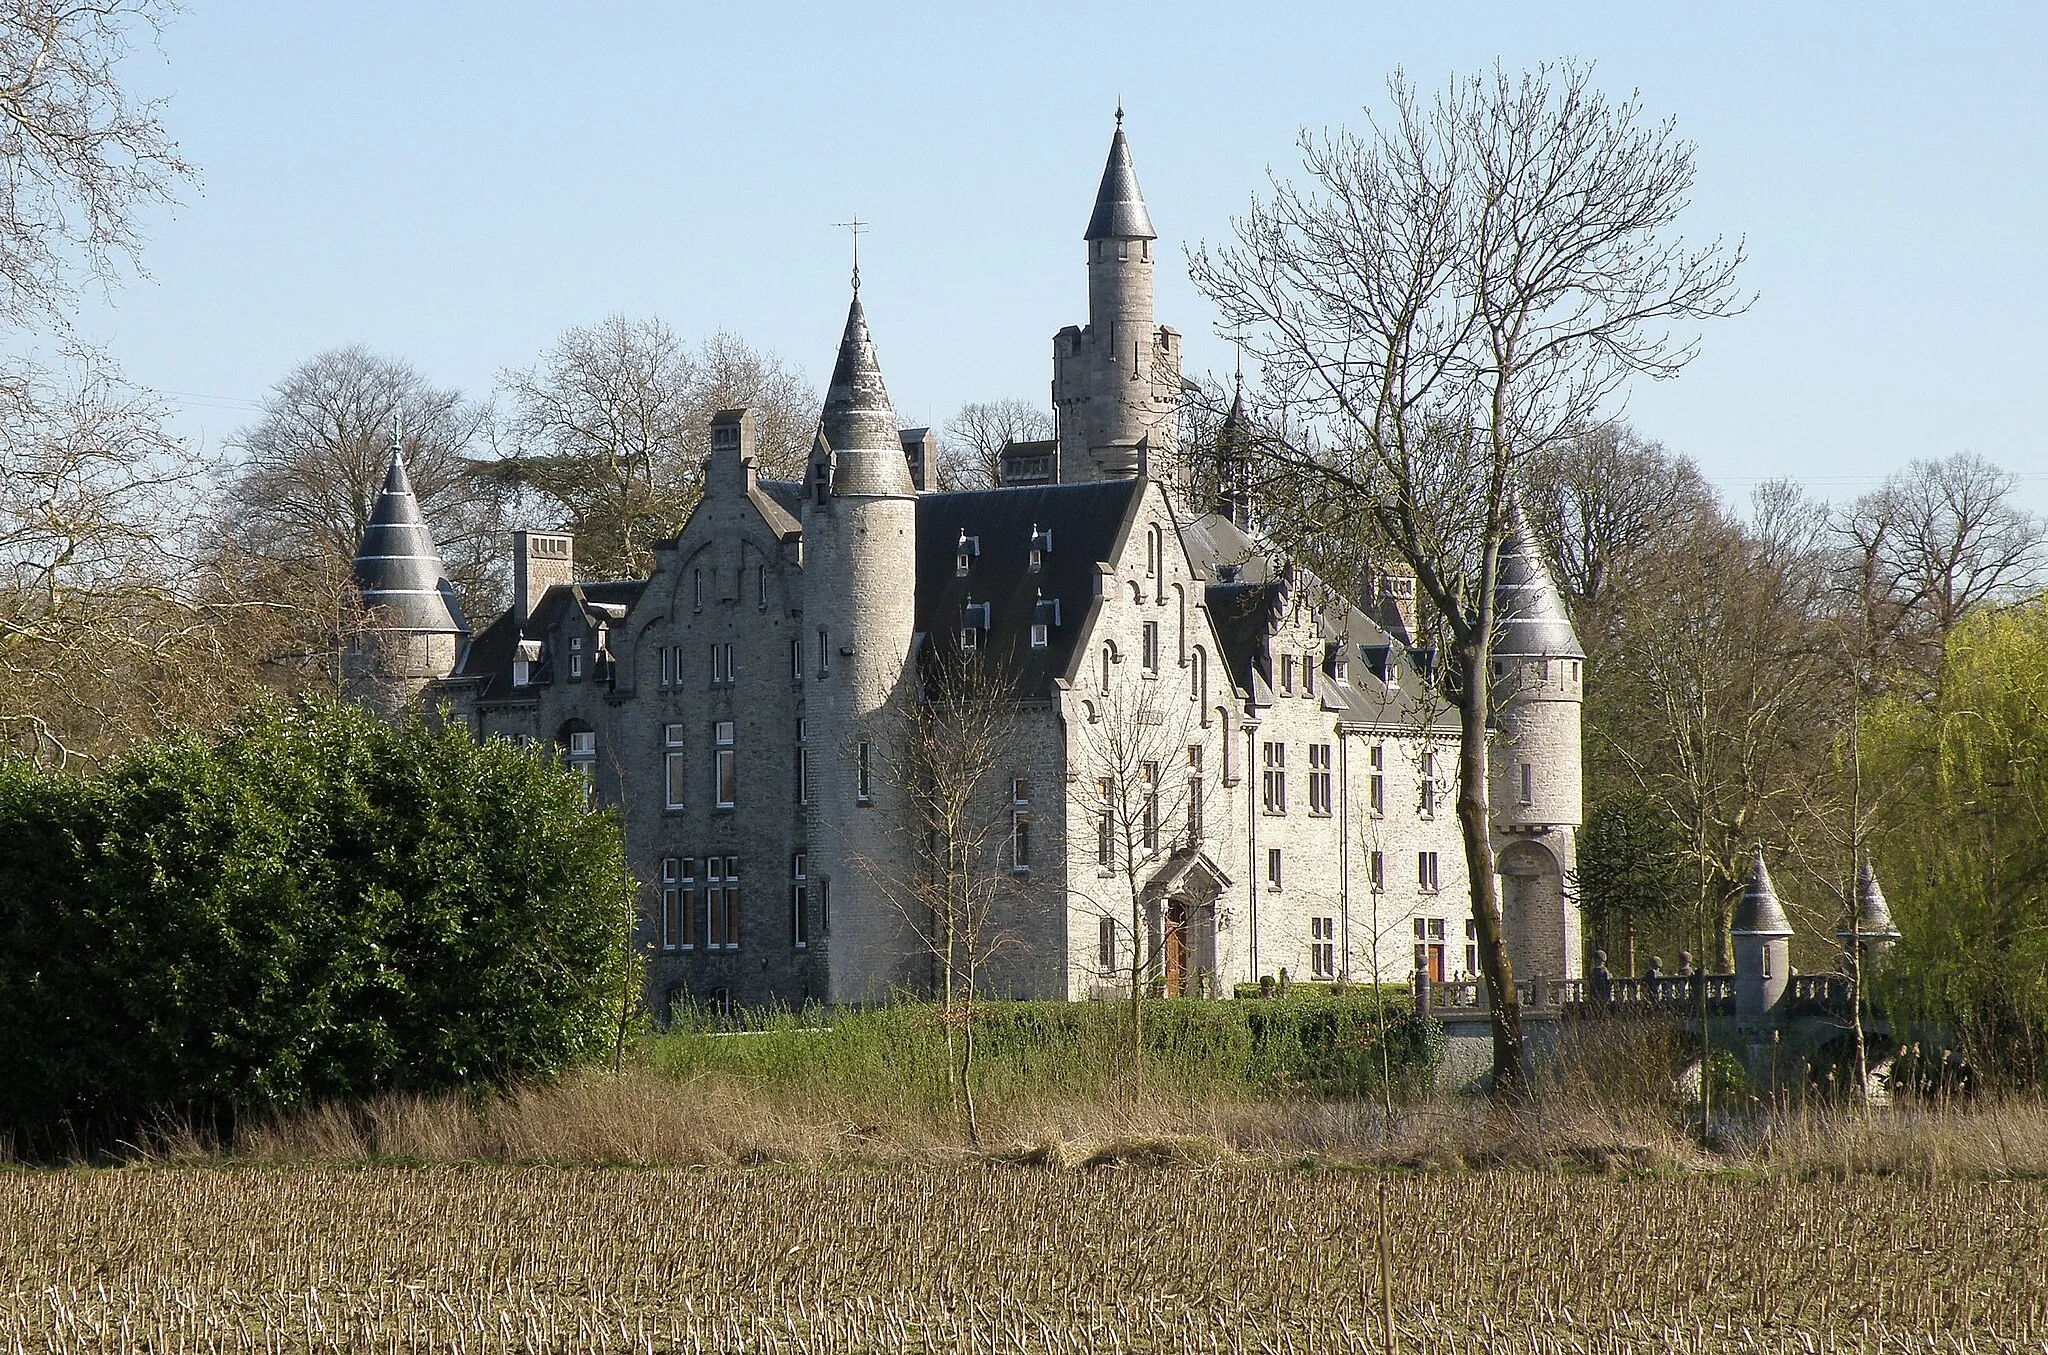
939 399 1052 491
1192 63 1747 1093
487 317 817 577
0 0 193 328
1068 674 1199 1072
0 351 274 761
1836 452 2044 690
867 650 1027 1145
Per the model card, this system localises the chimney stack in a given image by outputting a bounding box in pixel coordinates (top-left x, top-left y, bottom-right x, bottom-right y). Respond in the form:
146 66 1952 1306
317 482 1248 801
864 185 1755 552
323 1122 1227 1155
513 530 575 628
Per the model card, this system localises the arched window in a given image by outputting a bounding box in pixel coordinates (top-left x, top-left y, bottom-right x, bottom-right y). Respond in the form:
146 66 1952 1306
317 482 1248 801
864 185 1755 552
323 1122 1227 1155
1101 641 1117 693
1192 648 1208 715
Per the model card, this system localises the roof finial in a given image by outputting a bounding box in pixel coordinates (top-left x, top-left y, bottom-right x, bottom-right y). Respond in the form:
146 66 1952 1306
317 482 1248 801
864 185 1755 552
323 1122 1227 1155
1115 99 1124 128
834 214 868 292
389 413 403 459
1233 337 1244 397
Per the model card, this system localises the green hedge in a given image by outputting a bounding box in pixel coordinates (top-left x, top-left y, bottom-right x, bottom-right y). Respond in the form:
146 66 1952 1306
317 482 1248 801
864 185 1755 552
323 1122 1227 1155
654 992 1444 1107
0 702 634 1152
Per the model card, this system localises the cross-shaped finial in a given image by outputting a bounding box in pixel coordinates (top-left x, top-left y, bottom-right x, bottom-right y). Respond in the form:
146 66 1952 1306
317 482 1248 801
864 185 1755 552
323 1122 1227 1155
833 215 868 291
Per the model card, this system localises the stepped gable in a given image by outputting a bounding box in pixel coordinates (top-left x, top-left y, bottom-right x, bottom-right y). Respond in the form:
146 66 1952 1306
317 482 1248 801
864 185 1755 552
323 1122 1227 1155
1732 849 1794 936
353 445 468 636
914 479 1140 697
1495 497 1584 659
822 290 916 497
1083 114 1157 241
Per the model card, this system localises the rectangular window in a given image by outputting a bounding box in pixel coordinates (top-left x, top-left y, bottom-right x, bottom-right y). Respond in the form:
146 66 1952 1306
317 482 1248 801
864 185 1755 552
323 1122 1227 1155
1142 621 1160 673
670 857 698 950
796 747 809 805
1261 742 1286 814
1303 652 1316 697
818 627 829 678
1098 915 1117 971
1369 743 1385 817
1012 777 1031 804
1418 851 1440 893
1266 847 1283 890
1030 622 1048 649
1279 653 1294 694
961 623 979 651
792 853 809 949
660 646 674 688
1012 812 1031 870
664 723 687 809
1186 777 1202 843
1096 808 1112 868
1420 749 1437 818
1369 850 1384 892
1520 762 1534 806
1308 743 1333 816
791 637 804 683
857 742 873 802
706 856 739 949
710 642 735 687
714 721 736 809
1311 917 1336 979
1141 761 1159 852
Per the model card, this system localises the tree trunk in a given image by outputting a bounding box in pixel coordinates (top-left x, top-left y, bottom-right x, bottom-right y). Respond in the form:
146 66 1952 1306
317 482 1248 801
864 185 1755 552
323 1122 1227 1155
1456 643 1524 1096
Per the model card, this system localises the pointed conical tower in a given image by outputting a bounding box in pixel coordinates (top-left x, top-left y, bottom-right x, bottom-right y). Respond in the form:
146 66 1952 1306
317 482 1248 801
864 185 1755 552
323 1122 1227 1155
1214 379 1254 531
1490 496 1587 981
1839 861 1902 973
1053 109 1182 484
1732 848 1794 1018
346 432 468 714
802 281 921 1005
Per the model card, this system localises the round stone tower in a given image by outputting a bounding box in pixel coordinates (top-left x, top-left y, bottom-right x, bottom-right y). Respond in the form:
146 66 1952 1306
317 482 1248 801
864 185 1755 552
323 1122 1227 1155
1490 497 1586 982
346 436 468 715
1839 861 1902 974
1053 110 1182 484
803 283 921 1006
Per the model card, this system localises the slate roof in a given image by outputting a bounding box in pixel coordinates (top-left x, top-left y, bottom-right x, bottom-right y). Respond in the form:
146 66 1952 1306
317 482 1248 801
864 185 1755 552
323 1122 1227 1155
823 291 917 498
1083 120 1157 241
352 448 468 635
1496 498 1584 659
914 479 1141 697
1731 849 1793 936
1842 862 1901 940
452 579 648 701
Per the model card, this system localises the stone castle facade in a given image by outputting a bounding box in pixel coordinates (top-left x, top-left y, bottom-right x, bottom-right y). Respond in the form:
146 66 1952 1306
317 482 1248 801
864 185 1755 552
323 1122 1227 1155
349 119 1587 1015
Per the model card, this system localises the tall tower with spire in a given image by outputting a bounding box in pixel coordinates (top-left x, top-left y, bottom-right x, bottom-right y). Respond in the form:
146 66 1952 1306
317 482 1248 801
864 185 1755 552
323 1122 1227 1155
1052 110 1182 485
1489 498 1587 982
346 431 468 714
802 279 922 1004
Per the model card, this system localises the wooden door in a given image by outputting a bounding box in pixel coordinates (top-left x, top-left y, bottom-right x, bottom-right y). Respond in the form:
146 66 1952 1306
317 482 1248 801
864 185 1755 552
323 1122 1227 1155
1163 902 1187 997
1428 944 1446 983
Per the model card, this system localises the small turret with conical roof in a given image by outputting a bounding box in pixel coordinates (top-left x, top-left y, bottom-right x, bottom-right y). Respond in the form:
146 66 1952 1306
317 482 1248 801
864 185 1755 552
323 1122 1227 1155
1213 378 1253 530
1733 848 1794 1018
1054 109 1182 485
346 427 467 713
1840 861 1902 972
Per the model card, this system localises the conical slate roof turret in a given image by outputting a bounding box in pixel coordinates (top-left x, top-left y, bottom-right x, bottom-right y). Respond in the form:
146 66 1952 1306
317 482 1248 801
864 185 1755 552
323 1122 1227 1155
1214 381 1253 528
1083 111 1157 241
1841 862 1901 941
1494 496 1584 659
820 287 916 498
352 439 468 635
1731 848 1793 936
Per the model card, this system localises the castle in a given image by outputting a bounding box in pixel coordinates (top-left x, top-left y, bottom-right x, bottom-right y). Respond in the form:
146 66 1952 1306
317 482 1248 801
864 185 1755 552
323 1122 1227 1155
349 117 1587 1016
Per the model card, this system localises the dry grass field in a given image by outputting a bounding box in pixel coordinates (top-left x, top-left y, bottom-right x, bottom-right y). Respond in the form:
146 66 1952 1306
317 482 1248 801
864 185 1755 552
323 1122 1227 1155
4 1161 2046 1354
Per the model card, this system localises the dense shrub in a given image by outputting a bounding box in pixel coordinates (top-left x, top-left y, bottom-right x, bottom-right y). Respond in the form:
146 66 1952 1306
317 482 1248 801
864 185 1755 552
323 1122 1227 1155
0 702 634 1151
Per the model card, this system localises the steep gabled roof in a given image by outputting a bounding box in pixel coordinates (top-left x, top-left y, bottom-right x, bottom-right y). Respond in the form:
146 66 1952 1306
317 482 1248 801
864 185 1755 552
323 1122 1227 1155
914 479 1141 697
353 447 468 636
451 579 647 701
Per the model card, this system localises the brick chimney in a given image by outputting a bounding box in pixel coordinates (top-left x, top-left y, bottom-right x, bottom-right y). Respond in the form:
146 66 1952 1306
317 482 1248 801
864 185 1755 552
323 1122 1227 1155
513 530 575 628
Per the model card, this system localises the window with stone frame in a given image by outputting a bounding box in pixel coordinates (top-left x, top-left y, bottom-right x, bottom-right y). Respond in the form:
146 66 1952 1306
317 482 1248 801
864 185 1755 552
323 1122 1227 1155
1307 743 1333 816
1419 748 1438 818
791 853 809 950
714 721 736 808
706 856 740 949
1369 743 1385 816
1311 917 1336 979
663 724 687 809
1418 850 1440 893
661 856 696 951
1261 741 1286 814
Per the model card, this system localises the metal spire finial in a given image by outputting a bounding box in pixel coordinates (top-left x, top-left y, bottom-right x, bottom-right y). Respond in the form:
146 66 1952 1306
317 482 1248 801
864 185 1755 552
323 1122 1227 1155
1115 99 1123 128
833 215 868 291
389 414 402 458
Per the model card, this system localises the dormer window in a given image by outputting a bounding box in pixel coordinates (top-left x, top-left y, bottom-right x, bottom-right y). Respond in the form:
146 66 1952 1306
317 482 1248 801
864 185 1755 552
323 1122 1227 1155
1029 526 1052 573
956 531 981 577
811 459 829 507
568 636 584 681
962 600 991 650
1030 594 1059 650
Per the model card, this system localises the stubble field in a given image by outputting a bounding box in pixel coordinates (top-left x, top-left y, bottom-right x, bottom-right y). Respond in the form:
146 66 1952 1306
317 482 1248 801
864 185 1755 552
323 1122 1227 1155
4 1163 2044 1354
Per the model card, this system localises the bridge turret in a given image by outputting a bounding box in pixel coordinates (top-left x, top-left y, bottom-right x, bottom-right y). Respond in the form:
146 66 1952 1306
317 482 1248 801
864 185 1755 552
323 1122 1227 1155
1839 861 1901 974
1732 848 1793 1020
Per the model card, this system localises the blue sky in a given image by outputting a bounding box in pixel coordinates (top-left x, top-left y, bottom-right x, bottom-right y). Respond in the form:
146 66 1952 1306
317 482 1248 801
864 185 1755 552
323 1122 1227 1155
75 2 2048 512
